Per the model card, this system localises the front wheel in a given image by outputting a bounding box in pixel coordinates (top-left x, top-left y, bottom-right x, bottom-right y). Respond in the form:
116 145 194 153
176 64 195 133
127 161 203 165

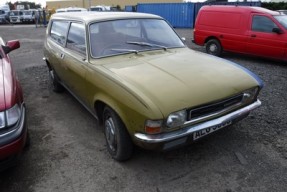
103 106 133 161
206 39 222 56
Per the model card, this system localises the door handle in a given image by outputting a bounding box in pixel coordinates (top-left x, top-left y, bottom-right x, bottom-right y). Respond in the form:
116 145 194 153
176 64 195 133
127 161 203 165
251 34 256 38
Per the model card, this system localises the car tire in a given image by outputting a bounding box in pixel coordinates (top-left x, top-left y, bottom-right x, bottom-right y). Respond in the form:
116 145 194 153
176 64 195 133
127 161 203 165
49 69 64 93
103 106 133 161
206 39 222 56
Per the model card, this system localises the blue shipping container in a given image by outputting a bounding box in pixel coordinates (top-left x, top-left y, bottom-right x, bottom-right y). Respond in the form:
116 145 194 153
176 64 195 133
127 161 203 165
125 5 135 12
137 3 194 28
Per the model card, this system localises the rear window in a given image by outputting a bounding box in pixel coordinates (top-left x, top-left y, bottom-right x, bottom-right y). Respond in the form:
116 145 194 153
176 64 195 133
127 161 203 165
198 11 241 29
50 21 70 46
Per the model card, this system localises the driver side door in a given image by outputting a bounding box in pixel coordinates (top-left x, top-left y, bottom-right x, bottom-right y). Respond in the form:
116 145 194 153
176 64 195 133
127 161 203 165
246 14 285 60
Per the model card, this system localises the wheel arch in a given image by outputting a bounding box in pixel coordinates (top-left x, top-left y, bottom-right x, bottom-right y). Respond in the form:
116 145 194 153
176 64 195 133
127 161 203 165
204 36 221 45
93 94 129 130
44 58 52 71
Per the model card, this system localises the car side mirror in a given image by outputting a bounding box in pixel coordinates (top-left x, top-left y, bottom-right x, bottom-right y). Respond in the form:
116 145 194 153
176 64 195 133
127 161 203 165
181 37 186 42
3 40 20 54
272 28 283 34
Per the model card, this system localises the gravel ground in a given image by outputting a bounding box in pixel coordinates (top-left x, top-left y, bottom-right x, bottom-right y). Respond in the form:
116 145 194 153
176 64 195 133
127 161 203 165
0 25 286 192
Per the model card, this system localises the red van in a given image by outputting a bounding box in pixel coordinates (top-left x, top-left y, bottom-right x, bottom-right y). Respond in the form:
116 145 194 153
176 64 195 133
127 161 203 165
193 6 287 61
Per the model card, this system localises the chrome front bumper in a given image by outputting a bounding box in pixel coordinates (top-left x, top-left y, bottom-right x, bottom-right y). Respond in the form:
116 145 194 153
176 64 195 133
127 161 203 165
134 100 261 144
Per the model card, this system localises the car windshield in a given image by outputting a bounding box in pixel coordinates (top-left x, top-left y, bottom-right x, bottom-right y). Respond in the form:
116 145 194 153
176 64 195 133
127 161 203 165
274 15 287 29
23 11 32 15
89 19 185 58
10 11 21 16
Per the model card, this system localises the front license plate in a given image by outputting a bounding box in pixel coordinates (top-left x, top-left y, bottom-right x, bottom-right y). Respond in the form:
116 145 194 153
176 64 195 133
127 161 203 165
193 120 232 141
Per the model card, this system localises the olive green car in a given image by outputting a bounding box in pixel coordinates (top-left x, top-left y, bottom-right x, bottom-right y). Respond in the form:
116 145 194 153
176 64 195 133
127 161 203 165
43 12 263 161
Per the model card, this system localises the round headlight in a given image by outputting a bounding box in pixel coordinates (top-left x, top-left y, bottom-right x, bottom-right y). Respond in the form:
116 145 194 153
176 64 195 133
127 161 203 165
166 110 187 128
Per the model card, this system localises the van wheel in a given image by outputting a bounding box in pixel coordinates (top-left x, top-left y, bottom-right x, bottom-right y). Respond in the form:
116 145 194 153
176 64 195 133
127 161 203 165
49 69 64 93
103 106 133 161
206 39 222 56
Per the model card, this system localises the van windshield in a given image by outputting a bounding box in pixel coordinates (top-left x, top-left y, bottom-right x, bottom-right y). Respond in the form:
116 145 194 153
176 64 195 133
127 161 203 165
274 15 287 29
23 11 32 15
10 11 21 16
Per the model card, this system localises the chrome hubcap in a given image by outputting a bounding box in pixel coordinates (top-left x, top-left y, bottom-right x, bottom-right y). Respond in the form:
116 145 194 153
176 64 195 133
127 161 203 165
209 44 217 52
105 117 116 152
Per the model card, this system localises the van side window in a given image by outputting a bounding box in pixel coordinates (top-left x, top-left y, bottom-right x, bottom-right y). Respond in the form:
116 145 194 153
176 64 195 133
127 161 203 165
66 22 86 56
252 15 278 33
50 21 69 46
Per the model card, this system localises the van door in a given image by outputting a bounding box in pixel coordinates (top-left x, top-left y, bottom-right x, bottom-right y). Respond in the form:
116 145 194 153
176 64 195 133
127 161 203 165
246 14 285 59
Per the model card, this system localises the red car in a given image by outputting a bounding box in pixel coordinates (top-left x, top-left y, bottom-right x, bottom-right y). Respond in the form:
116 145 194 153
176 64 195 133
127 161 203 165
194 6 287 61
0 37 28 170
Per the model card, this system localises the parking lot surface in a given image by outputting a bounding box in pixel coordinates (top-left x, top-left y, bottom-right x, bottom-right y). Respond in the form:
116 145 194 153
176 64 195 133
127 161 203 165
0 25 287 192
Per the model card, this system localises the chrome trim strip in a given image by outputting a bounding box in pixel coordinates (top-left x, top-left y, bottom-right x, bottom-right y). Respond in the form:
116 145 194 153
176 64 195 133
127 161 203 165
134 100 261 143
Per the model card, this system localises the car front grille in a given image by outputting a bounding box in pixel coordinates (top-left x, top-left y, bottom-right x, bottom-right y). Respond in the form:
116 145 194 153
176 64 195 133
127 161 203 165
187 94 243 121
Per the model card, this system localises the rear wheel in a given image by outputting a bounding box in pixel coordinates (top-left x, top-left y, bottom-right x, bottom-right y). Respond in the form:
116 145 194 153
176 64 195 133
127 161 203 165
49 69 64 93
103 106 133 161
206 39 222 56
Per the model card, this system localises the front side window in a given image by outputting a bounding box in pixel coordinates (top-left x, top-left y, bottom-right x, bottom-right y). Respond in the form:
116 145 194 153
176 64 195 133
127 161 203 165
50 20 69 46
252 15 278 33
67 22 86 55
89 19 184 58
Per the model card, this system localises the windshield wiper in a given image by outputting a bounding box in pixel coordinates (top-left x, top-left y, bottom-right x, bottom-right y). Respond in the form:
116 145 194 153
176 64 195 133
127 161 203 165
110 49 139 54
126 41 167 51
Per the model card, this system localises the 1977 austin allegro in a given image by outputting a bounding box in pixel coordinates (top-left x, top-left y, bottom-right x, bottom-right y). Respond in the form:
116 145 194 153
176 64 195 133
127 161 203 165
43 12 263 161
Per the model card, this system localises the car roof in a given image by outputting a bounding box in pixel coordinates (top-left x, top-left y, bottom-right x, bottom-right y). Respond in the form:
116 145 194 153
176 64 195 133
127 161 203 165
51 12 162 24
201 6 280 16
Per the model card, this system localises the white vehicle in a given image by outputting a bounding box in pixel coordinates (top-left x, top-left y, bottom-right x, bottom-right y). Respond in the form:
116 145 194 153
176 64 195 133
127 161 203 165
22 10 35 23
9 10 23 23
90 5 111 11
56 7 87 13
0 5 10 23
0 4 10 12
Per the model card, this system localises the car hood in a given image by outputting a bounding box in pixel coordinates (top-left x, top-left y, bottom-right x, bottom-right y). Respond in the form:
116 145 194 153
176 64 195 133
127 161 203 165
96 48 260 116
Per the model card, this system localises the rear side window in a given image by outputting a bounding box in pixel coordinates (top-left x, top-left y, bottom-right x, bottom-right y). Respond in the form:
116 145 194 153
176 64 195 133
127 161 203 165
50 21 69 46
252 15 278 33
67 22 86 55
